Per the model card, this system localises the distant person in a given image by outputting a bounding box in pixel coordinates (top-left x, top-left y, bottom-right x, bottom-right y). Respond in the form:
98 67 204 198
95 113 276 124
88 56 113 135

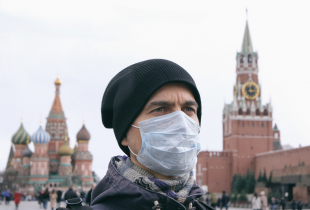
56 190 62 207
260 191 268 210
217 197 222 209
80 188 86 204
42 188 50 210
221 191 230 210
271 197 276 210
252 193 261 210
280 197 286 210
5 189 11 205
38 191 44 208
86 184 96 206
205 196 210 205
14 189 22 209
50 190 57 210
292 199 296 210
210 193 217 208
297 199 302 210
64 185 78 201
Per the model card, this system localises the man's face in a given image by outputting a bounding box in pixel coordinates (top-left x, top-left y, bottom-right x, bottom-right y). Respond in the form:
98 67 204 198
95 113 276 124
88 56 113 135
121 83 199 169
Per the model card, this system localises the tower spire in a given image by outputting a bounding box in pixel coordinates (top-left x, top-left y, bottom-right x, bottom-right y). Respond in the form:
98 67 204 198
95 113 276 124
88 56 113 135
48 77 65 119
241 20 253 55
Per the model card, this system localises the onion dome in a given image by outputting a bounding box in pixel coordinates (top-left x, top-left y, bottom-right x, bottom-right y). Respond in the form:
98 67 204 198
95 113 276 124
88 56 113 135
54 77 62 85
76 124 91 141
22 145 33 157
58 141 74 156
12 123 31 145
31 126 50 144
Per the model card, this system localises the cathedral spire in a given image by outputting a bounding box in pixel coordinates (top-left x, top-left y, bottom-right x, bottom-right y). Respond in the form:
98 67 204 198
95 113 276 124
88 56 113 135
48 77 65 119
241 21 253 55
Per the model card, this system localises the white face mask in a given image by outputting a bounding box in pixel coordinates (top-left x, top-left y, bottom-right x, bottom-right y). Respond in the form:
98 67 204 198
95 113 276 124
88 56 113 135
128 111 201 177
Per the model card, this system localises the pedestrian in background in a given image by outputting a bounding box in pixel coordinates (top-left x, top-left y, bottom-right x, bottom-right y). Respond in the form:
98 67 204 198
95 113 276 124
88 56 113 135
252 193 261 210
56 190 62 207
42 188 50 210
260 191 268 210
280 197 286 210
221 191 230 210
210 193 217 208
297 199 302 210
64 185 78 201
14 189 22 209
86 183 96 206
4 189 11 205
50 190 57 210
292 199 296 210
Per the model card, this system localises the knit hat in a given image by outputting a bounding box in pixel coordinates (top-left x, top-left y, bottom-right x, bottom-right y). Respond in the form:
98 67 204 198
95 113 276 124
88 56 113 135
101 59 202 156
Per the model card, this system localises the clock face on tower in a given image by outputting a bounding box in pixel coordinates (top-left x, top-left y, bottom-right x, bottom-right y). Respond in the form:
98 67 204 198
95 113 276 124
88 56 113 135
242 82 260 100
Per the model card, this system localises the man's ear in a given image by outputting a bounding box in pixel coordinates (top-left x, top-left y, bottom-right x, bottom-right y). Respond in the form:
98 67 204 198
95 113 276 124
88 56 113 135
121 136 128 146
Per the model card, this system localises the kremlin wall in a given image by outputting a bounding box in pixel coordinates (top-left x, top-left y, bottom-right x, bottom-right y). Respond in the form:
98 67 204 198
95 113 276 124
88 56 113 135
196 21 310 203
2 77 95 194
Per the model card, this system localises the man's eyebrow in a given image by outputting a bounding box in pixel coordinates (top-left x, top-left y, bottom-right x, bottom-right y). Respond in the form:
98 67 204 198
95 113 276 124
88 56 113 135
183 100 199 108
144 100 199 110
145 100 174 110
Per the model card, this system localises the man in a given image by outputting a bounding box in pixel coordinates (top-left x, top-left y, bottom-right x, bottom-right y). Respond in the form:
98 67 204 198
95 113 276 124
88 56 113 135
58 59 212 210
56 190 62 207
280 197 286 210
64 185 78 201
292 199 296 210
221 191 230 210
297 199 302 210
86 184 96 206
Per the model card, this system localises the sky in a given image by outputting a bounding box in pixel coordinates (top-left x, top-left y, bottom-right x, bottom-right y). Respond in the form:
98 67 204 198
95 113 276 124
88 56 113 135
1 0 310 178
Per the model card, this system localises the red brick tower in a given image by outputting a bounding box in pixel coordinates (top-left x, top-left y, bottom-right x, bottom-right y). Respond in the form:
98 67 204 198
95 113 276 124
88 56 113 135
72 123 93 186
46 77 69 174
30 125 51 183
222 20 274 175
197 20 282 193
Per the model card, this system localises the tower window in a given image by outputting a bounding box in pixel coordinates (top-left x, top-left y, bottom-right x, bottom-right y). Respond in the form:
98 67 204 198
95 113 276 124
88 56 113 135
261 122 264 127
274 133 279 139
246 109 250 115
256 109 260 116
248 54 252 63
252 122 254 127
240 55 244 63
242 122 245 127
263 109 268 116
238 108 243 115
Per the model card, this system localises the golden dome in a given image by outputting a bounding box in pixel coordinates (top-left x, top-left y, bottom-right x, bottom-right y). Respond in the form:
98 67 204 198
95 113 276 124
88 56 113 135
58 141 73 156
54 77 62 85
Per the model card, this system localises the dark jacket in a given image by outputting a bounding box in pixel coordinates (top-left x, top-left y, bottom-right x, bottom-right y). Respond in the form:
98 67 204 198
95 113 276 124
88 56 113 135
56 190 62 202
64 188 78 201
91 156 213 210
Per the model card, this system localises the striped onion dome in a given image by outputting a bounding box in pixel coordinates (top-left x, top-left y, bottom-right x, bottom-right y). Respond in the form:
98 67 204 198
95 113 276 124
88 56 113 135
31 126 50 144
22 145 33 157
76 124 90 141
58 141 74 156
11 123 31 145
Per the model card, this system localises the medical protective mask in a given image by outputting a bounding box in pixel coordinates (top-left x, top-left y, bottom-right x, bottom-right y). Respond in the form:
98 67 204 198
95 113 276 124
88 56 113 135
128 111 201 177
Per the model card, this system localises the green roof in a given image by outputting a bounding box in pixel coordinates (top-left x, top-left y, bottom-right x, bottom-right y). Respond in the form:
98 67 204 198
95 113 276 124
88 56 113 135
241 21 253 55
273 124 279 131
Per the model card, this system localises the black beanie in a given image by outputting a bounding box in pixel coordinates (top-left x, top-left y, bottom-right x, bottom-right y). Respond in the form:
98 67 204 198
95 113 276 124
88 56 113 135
101 59 202 156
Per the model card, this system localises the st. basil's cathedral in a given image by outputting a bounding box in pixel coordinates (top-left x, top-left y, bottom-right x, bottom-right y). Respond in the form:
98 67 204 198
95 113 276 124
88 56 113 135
3 77 95 193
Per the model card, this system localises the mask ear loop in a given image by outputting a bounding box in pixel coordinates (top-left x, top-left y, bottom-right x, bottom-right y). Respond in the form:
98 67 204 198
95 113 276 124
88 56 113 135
131 124 139 129
128 146 138 156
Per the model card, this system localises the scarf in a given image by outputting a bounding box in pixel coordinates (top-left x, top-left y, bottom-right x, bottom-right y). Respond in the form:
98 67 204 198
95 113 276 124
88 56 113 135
115 155 195 203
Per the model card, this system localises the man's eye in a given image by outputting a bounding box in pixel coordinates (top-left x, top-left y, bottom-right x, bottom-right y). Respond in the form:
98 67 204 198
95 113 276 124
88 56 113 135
153 107 164 112
184 107 194 112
